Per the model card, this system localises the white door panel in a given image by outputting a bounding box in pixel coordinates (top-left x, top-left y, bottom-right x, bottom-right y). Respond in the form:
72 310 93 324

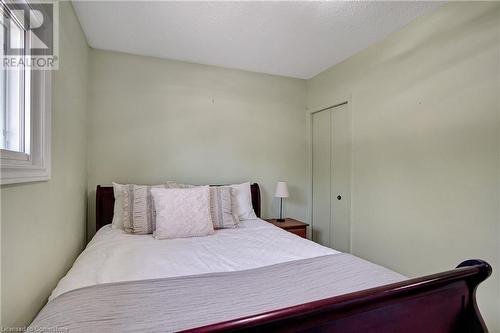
312 104 351 252
312 110 331 247
331 105 351 252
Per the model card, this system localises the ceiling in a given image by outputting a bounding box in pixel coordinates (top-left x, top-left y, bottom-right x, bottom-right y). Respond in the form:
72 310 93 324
73 1 442 79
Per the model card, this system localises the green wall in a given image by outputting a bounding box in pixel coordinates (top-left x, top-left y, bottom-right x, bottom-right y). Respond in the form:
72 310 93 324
307 2 500 331
1 2 89 327
86 49 307 238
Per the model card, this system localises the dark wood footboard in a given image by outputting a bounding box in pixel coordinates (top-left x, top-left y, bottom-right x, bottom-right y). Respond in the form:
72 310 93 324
184 259 491 333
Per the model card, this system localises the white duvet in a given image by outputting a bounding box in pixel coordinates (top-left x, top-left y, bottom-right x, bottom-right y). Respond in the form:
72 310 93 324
50 218 337 300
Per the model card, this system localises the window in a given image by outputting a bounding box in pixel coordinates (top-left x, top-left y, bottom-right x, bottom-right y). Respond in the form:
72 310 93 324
1 8 30 155
1 1 51 185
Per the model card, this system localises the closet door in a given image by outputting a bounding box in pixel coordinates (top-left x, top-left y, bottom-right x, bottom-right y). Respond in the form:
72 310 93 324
312 110 331 246
312 104 351 252
330 104 351 252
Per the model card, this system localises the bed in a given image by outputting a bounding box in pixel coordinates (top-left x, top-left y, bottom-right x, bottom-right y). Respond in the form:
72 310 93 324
29 183 491 332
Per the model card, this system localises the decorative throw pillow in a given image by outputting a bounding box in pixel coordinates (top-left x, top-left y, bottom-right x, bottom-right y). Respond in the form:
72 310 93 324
151 186 214 239
209 186 239 229
158 183 238 229
112 182 127 229
230 182 257 220
120 182 180 234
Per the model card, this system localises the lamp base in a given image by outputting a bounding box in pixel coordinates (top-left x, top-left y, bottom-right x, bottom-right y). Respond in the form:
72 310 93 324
276 218 285 222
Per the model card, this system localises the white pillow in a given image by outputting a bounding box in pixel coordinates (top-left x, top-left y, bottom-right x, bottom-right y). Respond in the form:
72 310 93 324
111 182 126 229
230 182 257 220
151 186 214 239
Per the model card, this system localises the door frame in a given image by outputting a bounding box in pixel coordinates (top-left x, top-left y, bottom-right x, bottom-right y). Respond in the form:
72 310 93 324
306 96 352 252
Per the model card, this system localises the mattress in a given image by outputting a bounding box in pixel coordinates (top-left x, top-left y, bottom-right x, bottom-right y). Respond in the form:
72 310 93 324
50 218 338 300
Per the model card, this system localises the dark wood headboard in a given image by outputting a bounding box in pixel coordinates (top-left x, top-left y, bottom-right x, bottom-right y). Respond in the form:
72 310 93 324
96 183 261 231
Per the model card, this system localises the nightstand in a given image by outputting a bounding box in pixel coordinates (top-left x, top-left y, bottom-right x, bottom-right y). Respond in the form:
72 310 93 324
265 218 309 239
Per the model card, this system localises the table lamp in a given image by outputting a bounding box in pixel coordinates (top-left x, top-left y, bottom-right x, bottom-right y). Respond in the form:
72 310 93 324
274 181 289 222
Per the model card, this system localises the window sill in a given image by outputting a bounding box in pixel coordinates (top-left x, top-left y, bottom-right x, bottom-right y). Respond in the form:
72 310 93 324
1 150 50 185
0 170 50 185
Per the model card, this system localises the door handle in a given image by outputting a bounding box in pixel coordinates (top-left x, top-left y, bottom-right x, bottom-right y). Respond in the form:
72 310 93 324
337 195 342 200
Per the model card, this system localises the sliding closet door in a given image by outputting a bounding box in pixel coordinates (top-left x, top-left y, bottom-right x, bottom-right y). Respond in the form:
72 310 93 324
330 104 351 252
312 104 351 252
312 110 331 246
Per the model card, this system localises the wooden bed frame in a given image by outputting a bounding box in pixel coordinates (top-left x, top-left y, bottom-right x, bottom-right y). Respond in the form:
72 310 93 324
96 184 491 333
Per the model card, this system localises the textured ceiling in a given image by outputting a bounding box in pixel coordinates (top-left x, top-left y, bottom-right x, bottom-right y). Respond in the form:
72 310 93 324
73 1 442 79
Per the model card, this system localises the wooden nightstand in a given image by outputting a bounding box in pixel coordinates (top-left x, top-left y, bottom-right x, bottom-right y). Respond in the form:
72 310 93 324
265 218 309 238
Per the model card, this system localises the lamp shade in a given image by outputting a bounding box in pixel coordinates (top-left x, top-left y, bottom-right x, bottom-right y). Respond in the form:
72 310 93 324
274 181 289 198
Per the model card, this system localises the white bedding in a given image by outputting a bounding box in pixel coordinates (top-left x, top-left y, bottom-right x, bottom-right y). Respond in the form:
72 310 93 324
50 218 337 300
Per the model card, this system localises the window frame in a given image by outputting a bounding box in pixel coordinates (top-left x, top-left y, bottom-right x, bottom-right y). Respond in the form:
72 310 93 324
0 1 51 185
